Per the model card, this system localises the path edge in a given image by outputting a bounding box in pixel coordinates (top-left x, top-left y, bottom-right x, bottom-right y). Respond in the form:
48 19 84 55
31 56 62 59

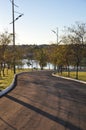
52 73 86 84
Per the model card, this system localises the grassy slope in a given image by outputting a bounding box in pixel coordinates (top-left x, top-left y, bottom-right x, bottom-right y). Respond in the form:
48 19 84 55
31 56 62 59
0 70 86 90
0 69 13 90
57 71 86 82
0 69 30 90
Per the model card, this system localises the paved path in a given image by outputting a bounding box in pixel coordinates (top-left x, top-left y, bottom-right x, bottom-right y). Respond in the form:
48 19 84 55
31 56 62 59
0 71 86 130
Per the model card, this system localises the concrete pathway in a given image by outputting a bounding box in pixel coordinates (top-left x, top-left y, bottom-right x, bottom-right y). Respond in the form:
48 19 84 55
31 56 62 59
0 71 86 130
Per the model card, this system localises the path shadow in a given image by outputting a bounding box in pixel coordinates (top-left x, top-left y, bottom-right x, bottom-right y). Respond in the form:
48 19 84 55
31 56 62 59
5 94 82 130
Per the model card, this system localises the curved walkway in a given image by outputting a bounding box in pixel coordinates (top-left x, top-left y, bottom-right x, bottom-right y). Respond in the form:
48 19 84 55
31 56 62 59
0 71 86 130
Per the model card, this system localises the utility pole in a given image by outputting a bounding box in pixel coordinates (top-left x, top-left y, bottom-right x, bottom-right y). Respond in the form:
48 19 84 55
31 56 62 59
11 0 23 74
12 0 16 74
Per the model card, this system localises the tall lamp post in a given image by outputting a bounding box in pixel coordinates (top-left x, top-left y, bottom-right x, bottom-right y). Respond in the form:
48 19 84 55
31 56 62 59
52 27 62 45
51 27 62 71
51 27 58 44
12 0 16 74
11 0 23 74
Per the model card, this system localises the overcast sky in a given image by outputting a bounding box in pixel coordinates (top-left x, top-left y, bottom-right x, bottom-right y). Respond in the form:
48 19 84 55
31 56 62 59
0 0 86 45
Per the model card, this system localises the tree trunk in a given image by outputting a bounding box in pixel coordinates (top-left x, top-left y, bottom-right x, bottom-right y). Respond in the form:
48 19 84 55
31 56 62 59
67 65 70 77
41 65 43 70
48 63 50 70
76 63 79 79
59 65 63 75
2 63 5 77
0 70 1 77
54 65 56 71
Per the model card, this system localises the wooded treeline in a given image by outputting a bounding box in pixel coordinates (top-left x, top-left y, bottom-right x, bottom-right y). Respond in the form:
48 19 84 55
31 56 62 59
0 22 86 79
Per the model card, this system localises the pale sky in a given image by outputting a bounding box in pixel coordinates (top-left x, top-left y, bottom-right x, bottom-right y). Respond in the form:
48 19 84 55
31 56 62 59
0 0 86 45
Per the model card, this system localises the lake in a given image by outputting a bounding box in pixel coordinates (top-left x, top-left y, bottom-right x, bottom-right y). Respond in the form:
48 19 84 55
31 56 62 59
22 59 54 70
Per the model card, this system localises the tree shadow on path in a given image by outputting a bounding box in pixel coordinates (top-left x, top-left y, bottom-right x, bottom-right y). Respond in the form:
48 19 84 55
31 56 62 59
5 94 82 130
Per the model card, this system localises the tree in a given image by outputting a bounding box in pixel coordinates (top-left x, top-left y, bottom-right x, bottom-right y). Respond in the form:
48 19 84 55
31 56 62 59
49 44 58 70
0 31 12 76
35 48 47 70
63 22 86 79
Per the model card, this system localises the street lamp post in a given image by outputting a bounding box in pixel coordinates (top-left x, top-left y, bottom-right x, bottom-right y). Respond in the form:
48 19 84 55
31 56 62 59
11 0 23 74
52 27 62 45
51 27 62 71
52 27 58 44
12 0 16 74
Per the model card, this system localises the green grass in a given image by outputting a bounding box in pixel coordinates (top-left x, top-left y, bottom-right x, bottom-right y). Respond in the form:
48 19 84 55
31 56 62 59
57 71 86 82
0 69 14 90
0 68 30 90
1 69 86 91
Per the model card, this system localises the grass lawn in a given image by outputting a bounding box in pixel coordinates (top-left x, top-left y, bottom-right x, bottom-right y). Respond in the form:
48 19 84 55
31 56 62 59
0 69 14 90
0 68 30 90
57 71 86 82
1 69 86 91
